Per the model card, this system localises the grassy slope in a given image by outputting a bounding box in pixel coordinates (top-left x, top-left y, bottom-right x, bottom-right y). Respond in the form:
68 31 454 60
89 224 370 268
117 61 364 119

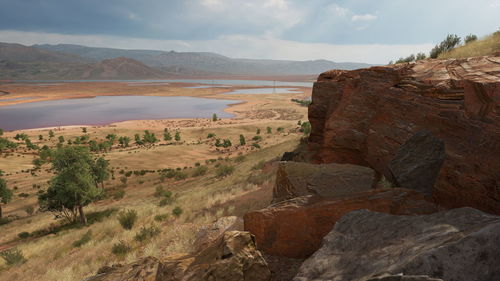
439 31 500 59
0 120 304 280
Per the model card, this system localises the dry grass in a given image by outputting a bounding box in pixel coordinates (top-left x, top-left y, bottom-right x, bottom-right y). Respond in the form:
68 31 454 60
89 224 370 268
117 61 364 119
0 125 300 281
439 31 500 59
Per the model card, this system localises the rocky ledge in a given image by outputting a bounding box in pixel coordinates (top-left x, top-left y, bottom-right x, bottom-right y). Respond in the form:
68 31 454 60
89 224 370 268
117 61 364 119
308 56 500 214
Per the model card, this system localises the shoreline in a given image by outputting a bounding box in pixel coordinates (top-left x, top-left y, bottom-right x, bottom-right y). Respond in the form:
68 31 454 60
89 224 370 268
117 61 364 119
0 81 311 132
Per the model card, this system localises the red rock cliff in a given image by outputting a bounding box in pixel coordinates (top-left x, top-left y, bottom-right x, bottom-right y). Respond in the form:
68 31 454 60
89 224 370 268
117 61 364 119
308 56 500 214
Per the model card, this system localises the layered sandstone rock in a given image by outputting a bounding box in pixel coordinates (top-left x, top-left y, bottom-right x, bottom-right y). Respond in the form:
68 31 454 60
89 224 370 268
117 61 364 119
193 216 243 252
273 161 376 203
244 188 438 258
294 208 500 281
86 231 271 281
308 56 500 214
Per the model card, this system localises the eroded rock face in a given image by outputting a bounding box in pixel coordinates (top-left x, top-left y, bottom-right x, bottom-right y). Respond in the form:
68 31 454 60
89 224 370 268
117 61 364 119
86 231 271 281
273 161 376 203
245 188 438 258
388 130 445 196
294 208 500 281
308 56 500 214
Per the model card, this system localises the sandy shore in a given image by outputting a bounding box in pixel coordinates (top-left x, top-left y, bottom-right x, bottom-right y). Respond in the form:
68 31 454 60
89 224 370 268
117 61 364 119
0 80 312 132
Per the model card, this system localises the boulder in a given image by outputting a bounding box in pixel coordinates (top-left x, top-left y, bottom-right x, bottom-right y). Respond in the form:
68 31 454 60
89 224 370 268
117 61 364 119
273 161 376 203
294 208 500 281
193 216 243 252
86 231 271 281
388 130 445 196
245 188 438 258
308 56 500 214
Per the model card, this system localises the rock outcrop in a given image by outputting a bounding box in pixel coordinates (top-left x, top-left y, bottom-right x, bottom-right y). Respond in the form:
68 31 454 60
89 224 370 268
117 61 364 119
245 188 438 258
86 231 271 281
388 130 445 196
272 162 376 203
308 56 500 214
193 216 243 252
294 208 500 281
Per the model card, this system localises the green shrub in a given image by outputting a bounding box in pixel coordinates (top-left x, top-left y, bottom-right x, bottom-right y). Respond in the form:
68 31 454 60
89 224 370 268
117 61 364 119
191 165 208 177
111 241 131 256
17 232 30 239
154 214 169 222
73 230 92 247
174 171 188 180
215 164 235 178
18 193 30 198
251 143 261 149
112 189 126 200
277 127 284 132
0 249 26 265
430 34 461 58
154 186 172 198
134 225 161 242
172 206 183 218
117 209 138 230
252 135 262 142
300 121 311 135
207 133 216 138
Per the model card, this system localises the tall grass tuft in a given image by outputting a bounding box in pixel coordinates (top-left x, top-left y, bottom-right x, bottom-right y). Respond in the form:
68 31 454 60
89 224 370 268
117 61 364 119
117 209 138 230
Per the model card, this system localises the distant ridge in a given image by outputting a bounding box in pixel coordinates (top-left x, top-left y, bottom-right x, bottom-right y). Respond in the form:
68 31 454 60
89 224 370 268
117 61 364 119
34 44 372 75
0 42 372 79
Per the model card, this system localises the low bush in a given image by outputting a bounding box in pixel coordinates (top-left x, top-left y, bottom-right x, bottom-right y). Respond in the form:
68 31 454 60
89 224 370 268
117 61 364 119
73 230 92 247
191 165 208 177
117 209 138 230
0 249 26 265
215 164 234 178
17 232 30 239
154 213 169 222
134 225 161 242
154 186 172 198
159 197 174 207
172 206 183 218
111 241 131 256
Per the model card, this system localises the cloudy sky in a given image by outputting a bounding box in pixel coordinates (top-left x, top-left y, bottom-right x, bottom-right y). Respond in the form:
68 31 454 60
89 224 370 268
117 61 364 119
0 0 498 63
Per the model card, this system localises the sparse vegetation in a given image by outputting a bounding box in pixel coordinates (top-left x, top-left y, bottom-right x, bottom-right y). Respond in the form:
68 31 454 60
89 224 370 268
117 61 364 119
134 225 161 242
117 209 138 230
172 206 183 218
111 240 131 256
72 230 92 247
215 164 235 178
0 248 26 266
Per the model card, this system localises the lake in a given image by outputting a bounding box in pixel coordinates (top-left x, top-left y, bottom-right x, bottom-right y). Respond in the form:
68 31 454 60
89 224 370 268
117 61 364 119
223 88 301 94
0 96 240 131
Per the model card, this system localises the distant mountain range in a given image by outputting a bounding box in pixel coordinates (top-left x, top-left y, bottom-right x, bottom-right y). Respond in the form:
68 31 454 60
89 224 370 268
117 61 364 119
0 42 372 80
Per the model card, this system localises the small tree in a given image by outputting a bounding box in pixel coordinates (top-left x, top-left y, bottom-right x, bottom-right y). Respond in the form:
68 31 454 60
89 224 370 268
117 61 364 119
106 134 117 144
82 127 87 133
49 130 55 139
212 113 218 122
429 34 461 58
239 134 246 146
38 146 104 224
93 157 110 188
118 136 130 147
58 135 65 144
416 53 427 61
266 127 272 134
163 130 172 141
38 135 43 141
464 34 478 44
256 128 261 135
0 128 3 136
175 131 181 142
0 177 13 219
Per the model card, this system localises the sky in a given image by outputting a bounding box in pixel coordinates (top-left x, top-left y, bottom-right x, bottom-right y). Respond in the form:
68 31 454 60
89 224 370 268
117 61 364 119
0 0 498 64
